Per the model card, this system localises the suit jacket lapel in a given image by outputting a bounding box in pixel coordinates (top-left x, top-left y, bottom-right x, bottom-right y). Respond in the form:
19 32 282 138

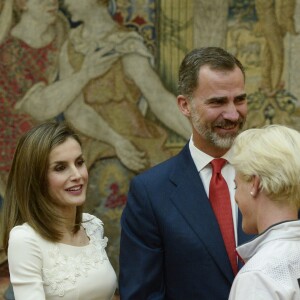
169 144 234 282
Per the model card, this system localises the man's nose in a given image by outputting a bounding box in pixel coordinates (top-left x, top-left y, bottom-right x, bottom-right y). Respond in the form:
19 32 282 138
222 103 239 121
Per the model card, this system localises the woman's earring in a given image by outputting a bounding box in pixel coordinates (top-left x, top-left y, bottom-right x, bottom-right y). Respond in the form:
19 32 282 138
250 191 254 196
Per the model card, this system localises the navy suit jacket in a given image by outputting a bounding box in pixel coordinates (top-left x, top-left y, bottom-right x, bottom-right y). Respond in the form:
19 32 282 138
120 143 254 299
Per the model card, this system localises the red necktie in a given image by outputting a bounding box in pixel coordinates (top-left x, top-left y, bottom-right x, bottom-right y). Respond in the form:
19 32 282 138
209 158 237 275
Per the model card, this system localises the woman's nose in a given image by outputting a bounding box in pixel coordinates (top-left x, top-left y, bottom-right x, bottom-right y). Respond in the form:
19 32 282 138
70 166 81 180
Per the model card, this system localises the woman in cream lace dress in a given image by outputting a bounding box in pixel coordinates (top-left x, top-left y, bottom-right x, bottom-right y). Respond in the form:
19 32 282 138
2 121 117 299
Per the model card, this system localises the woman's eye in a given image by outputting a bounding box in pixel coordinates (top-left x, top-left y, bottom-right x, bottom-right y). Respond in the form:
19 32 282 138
77 159 85 166
54 165 65 172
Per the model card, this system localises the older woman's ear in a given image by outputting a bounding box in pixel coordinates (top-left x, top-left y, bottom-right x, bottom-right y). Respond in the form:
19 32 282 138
250 175 260 197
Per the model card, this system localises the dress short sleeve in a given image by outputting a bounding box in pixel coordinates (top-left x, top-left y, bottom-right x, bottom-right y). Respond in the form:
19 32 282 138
8 225 46 300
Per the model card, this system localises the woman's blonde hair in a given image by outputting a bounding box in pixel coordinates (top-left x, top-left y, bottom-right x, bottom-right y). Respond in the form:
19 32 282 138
231 124 300 208
2 121 84 253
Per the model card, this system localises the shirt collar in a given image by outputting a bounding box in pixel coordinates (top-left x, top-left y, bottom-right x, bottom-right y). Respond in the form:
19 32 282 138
189 135 233 172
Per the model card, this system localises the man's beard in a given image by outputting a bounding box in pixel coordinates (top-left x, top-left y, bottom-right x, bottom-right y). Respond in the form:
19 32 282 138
190 109 245 149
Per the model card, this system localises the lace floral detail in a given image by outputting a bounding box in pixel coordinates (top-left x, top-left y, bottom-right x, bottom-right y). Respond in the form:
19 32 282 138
42 214 109 297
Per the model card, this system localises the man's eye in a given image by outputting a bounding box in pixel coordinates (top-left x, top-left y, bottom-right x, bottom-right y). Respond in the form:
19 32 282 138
210 99 224 105
235 95 247 103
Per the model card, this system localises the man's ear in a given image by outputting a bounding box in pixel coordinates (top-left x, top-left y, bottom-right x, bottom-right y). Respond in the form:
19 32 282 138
250 175 260 197
177 95 191 117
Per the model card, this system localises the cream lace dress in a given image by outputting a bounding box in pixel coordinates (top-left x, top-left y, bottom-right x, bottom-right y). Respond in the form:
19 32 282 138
8 213 117 299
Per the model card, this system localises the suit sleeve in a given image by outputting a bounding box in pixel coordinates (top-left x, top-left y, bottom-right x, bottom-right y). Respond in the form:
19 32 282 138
119 176 165 299
8 226 46 300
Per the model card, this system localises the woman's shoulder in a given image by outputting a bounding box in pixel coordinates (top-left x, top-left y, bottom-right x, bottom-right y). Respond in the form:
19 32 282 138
82 213 104 236
9 223 43 248
82 213 108 250
10 223 36 237
82 212 103 224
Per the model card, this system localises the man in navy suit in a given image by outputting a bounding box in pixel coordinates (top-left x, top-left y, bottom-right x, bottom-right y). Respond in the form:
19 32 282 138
119 47 252 299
